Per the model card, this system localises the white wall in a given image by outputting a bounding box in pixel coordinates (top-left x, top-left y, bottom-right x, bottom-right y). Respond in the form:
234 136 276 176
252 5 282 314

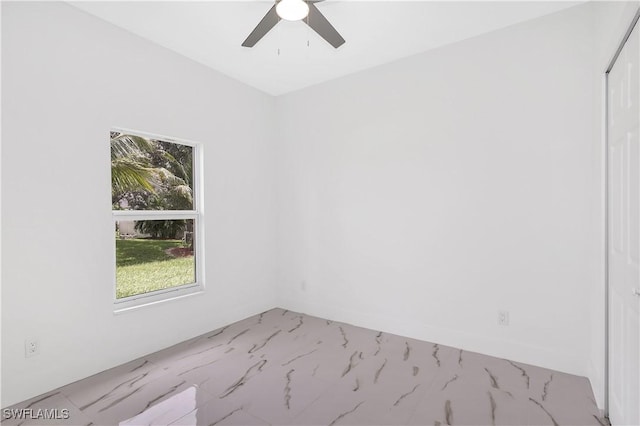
588 0 640 410
1 2 277 407
276 3 598 380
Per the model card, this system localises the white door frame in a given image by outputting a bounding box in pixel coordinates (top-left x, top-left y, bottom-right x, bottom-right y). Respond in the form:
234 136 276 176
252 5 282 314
605 7 640 419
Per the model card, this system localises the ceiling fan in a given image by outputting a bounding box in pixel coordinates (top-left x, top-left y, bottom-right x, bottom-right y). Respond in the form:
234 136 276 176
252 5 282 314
242 0 345 49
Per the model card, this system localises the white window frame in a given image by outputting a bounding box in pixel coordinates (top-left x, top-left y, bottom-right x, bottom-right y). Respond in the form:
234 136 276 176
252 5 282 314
111 128 204 313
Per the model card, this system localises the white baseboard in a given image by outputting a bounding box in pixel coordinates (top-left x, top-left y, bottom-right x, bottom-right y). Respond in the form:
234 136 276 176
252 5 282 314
278 297 589 379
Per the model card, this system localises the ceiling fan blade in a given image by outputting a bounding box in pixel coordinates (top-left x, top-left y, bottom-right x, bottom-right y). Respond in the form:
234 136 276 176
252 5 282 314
304 2 345 49
242 5 281 47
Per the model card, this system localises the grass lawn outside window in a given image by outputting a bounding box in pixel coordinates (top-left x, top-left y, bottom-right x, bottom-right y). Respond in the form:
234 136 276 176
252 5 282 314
115 238 195 299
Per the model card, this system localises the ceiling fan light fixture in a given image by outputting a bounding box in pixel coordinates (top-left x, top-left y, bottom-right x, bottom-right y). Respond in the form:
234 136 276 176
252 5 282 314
276 0 309 21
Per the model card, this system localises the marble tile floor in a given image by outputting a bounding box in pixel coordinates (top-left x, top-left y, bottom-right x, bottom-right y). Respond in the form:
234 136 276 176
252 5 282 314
2 308 607 426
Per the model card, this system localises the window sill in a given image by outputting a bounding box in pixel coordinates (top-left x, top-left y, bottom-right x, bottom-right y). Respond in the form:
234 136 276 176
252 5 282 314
113 285 204 315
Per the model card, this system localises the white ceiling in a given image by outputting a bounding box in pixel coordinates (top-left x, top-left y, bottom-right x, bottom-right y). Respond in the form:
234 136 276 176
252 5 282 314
70 1 582 95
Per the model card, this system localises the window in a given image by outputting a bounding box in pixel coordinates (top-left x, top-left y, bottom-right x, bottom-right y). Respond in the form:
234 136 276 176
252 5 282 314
111 129 203 311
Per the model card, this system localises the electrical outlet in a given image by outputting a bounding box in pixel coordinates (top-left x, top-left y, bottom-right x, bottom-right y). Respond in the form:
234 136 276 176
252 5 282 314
498 311 509 326
25 339 39 358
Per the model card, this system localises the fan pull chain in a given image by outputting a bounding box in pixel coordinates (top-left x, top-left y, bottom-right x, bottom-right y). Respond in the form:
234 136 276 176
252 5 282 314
277 20 282 56
306 14 310 48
